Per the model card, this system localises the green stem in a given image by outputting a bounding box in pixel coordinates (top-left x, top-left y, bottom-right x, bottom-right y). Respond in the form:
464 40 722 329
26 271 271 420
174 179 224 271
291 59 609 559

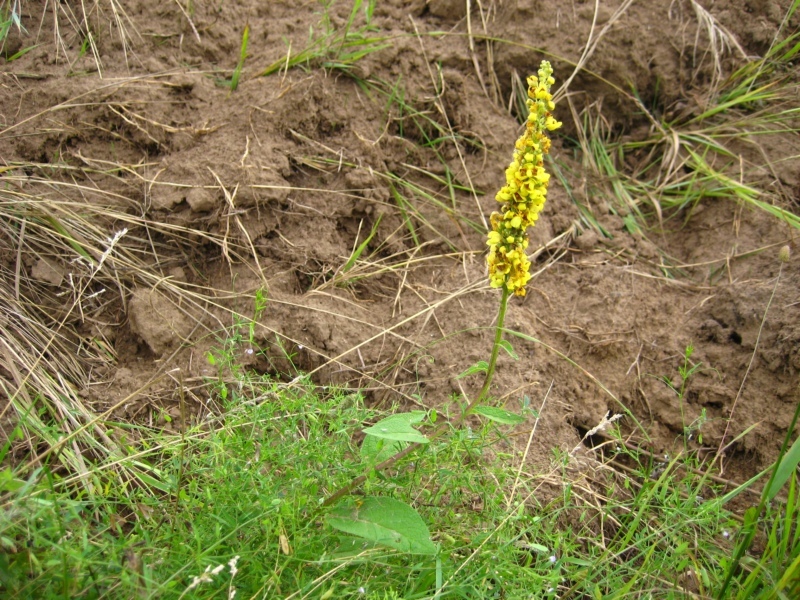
321 286 512 508
465 285 510 415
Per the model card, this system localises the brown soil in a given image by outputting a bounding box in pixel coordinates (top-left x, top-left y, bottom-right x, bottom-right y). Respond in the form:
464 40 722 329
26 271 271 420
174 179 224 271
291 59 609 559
1 0 798 492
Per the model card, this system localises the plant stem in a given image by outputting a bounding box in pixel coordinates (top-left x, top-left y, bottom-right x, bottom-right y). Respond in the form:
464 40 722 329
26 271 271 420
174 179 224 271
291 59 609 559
465 285 510 414
321 286 511 507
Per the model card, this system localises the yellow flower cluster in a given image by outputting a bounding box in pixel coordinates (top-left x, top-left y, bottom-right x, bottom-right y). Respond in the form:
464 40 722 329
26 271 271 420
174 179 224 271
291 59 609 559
487 60 561 296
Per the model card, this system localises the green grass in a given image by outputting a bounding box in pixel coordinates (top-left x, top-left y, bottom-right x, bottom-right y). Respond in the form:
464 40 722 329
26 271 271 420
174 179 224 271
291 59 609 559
569 35 800 238
227 24 250 92
258 0 388 77
3 315 798 598
0 1 25 45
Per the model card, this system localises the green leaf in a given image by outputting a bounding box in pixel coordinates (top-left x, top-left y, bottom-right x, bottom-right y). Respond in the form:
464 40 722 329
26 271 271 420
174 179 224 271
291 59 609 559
457 361 488 378
229 24 250 92
473 406 525 425
0 469 24 493
498 339 518 360
360 435 408 464
564 557 594 567
742 505 759 530
362 412 429 444
327 496 437 555
766 434 800 501
136 471 171 493
623 213 641 235
329 535 380 558
7 44 39 62
342 214 383 273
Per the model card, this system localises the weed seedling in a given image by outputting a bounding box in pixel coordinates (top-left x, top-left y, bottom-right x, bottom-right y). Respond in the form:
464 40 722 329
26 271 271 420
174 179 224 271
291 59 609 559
228 24 250 92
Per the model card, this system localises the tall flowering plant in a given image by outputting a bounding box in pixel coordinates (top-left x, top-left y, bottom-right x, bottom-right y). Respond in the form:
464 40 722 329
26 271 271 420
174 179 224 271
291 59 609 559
477 60 561 405
322 61 561 512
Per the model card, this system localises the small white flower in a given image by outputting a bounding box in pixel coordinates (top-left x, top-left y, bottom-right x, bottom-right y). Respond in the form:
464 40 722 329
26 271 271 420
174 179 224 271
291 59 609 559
187 565 215 590
549 555 557 564
722 530 730 539
358 586 366 594
245 348 254 355
228 555 240 576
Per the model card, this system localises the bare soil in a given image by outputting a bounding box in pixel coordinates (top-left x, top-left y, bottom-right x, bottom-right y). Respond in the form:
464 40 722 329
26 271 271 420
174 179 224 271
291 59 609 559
1 0 799 492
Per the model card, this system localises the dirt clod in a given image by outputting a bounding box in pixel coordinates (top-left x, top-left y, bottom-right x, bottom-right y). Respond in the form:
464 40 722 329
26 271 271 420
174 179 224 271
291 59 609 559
128 289 195 356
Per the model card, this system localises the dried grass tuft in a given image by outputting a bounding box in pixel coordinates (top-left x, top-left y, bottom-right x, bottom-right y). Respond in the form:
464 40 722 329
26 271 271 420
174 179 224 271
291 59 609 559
0 167 236 489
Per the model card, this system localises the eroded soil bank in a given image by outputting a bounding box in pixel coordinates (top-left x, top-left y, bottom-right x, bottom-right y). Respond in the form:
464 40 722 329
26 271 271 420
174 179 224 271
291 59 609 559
1 0 799 490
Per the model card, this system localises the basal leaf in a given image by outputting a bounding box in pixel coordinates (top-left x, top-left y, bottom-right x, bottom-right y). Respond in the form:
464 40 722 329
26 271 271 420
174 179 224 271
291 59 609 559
327 496 437 555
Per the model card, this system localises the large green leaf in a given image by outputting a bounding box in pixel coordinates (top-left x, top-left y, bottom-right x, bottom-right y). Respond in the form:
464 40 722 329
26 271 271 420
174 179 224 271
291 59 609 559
327 496 437 555
360 434 408 464
362 412 429 444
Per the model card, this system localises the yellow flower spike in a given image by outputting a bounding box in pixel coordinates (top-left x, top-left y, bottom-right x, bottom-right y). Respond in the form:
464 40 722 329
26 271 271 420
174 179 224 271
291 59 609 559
487 60 560 297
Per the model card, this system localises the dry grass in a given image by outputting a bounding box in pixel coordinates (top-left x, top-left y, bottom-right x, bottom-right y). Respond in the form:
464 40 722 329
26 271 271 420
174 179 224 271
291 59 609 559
35 0 141 72
0 173 224 486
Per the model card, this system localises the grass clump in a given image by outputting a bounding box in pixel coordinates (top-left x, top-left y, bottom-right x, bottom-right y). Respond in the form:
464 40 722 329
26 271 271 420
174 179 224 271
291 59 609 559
259 0 388 77
0 378 370 597
573 31 800 238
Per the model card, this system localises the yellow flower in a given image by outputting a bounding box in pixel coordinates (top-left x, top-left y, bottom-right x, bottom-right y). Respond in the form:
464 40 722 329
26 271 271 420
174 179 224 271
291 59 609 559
486 60 560 297
545 115 562 131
